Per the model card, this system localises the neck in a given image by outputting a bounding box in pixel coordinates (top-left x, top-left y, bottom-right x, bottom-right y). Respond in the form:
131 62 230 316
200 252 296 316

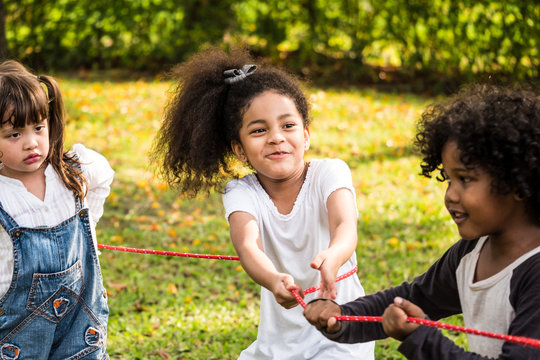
1 166 47 201
488 223 540 261
257 161 309 214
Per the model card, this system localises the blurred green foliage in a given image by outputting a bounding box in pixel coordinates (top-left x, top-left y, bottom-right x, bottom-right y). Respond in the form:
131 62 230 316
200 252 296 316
5 0 539 88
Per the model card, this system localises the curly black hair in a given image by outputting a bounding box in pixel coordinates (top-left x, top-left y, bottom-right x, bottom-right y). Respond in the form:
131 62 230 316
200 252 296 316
152 47 310 196
415 84 540 219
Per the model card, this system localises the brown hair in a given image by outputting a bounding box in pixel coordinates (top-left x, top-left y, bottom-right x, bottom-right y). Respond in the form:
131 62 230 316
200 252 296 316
152 47 310 196
0 60 87 199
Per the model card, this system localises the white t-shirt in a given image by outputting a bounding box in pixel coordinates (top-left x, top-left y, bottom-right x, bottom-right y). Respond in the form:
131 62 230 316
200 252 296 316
223 158 374 360
456 236 540 357
0 144 114 298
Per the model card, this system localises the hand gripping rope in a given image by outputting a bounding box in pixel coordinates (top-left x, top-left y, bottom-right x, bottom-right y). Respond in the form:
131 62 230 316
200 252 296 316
98 243 540 351
289 290 540 350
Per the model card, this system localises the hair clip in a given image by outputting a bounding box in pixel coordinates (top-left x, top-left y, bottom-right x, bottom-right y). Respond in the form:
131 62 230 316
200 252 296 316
37 75 54 104
223 65 257 84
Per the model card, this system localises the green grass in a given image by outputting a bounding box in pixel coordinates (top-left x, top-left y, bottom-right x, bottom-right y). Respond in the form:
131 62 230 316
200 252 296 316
59 76 467 359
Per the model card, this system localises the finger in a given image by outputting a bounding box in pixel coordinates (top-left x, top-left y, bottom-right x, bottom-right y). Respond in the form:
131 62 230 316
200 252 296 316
383 304 407 323
382 304 410 340
305 301 342 332
282 276 295 288
318 286 337 300
394 297 426 318
279 294 299 310
327 316 341 333
318 274 337 300
326 283 337 300
285 282 302 293
286 301 298 309
310 254 324 269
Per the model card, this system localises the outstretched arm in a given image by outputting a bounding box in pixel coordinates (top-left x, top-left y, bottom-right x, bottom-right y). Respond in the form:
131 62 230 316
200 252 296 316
311 188 358 299
229 210 302 309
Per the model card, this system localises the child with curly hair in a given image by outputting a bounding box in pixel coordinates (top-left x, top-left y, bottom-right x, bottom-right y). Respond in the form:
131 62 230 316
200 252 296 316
303 84 540 359
153 48 374 359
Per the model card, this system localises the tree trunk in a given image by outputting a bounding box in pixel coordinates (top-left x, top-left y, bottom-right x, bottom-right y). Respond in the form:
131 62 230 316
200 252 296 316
0 0 8 60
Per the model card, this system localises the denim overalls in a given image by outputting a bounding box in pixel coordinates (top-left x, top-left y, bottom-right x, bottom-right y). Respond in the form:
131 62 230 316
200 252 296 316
0 196 109 360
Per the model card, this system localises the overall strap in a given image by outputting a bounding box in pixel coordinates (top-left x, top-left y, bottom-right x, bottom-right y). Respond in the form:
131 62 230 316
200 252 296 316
75 195 83 212
0 201 19 233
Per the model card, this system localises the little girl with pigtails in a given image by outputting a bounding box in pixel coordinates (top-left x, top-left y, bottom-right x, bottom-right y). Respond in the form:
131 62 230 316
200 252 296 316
153 48 375 359
0 60 113 358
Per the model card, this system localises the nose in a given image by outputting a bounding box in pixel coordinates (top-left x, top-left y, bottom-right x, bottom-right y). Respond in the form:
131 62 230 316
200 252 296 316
444 181 458 205
23 133 39 150
268 129 285 144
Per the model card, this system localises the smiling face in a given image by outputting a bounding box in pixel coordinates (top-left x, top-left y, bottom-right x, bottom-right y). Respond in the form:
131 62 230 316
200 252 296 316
0 115 49 181
441 140 525 240
231 91 310 184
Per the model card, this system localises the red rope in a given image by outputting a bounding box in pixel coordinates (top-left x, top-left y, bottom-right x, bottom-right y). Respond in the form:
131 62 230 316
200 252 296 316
99 243 540 350
97 243 239 261
292 290 540 350
335 315 540 350
303 266 358 295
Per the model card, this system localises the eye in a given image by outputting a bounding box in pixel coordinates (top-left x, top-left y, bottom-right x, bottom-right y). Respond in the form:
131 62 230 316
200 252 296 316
250 128 266 135
7 132 20 139
35 125 45 132
283 123 296 129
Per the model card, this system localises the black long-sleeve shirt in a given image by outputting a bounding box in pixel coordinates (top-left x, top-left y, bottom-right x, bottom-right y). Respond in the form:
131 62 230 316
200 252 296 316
322 237 540 359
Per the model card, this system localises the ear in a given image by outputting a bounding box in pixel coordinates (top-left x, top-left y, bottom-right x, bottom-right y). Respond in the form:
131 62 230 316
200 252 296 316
231 140 248 163
304 126 311 151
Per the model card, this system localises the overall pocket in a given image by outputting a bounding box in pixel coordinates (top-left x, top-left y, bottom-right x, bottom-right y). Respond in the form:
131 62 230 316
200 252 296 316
26 260 84 323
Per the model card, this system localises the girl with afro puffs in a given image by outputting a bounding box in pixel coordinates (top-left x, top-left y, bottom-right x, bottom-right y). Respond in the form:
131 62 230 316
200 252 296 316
153 48 374 359
304 84 540 359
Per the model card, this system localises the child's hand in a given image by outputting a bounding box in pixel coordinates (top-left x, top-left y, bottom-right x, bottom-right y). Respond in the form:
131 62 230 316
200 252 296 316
382 297 424 341
303 299 342 333
271 273 303 309
311 253 338 300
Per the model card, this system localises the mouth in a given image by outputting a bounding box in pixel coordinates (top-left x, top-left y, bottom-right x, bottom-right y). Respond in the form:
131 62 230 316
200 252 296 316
24 153 41 164
448 208 468 224
267 151 290 159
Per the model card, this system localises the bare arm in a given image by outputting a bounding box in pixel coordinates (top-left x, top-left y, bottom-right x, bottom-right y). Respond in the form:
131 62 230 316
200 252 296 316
229 210 302 308
310 188 358 299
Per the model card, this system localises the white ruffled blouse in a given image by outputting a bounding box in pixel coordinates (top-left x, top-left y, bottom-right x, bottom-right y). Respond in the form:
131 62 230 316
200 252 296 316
0 144 114 298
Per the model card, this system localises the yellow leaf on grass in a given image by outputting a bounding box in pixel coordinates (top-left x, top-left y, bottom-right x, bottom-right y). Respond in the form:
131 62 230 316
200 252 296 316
167 283 177 294
109 235 123 243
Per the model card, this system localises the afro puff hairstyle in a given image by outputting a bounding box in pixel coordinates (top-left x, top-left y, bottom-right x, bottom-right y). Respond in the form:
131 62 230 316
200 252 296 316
152 48 309 196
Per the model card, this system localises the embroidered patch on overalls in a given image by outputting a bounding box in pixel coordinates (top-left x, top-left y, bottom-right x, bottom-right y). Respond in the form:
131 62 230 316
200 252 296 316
53 297 70 318
85 327 102 346
0 344 20 360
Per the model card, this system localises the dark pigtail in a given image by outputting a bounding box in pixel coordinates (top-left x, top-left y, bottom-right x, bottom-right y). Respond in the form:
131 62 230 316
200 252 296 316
38 75 87 200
